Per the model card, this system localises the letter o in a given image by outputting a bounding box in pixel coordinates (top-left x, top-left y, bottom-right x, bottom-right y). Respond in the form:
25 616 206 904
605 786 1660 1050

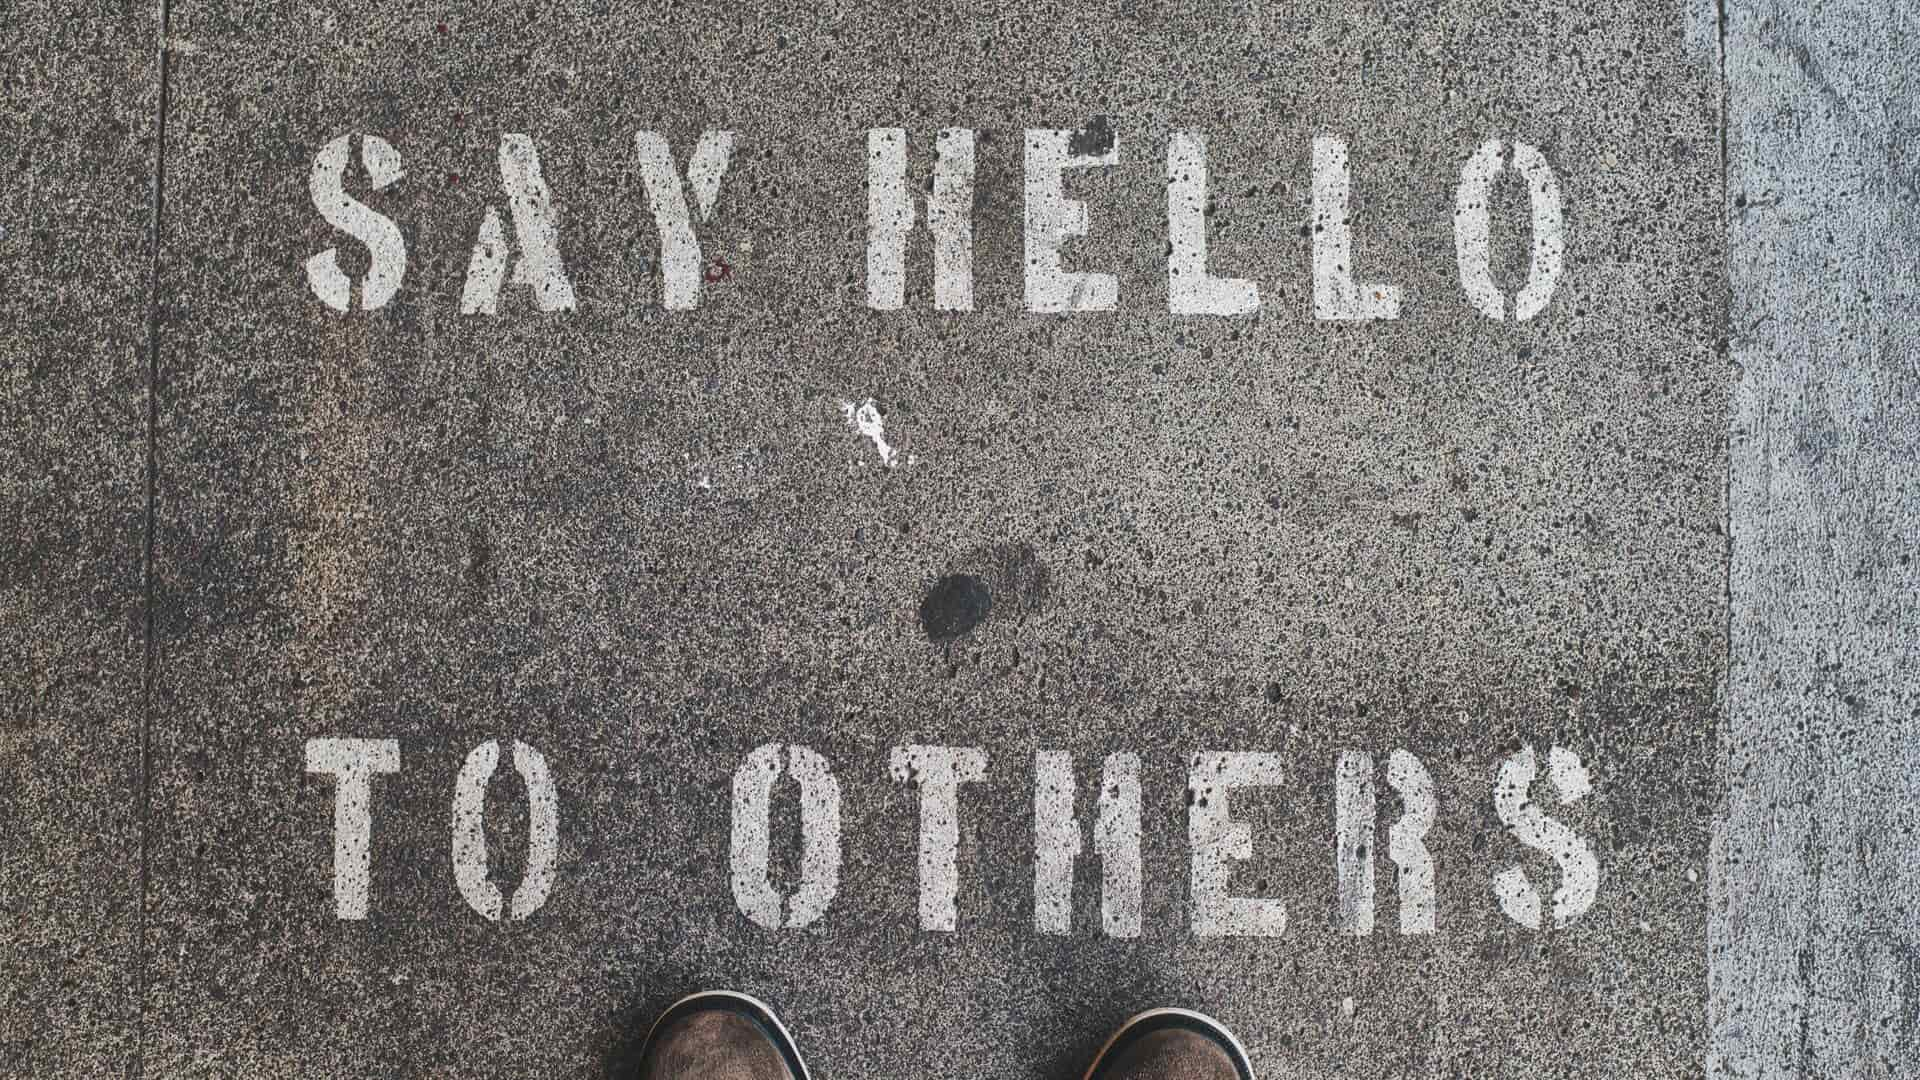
730 744 842 929
450 739 560 921
1454 140 1567 321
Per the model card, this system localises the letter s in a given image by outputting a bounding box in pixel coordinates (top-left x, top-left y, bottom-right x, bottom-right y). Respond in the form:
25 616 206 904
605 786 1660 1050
1492 745 1599 929
306 134 406 311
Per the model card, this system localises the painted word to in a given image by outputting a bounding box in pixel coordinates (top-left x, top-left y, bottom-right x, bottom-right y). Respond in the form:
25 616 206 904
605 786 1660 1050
305 740 1598 935
306 129 1563 320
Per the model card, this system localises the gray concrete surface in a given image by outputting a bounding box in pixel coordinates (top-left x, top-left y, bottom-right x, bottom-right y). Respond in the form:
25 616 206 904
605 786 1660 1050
1715 3 1920 1077
137 2 1723 1077
2 0 1913 1077
0 1 157 1075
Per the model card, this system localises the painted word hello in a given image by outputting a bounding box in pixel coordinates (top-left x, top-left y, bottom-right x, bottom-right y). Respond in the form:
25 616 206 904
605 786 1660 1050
305 128 1563 321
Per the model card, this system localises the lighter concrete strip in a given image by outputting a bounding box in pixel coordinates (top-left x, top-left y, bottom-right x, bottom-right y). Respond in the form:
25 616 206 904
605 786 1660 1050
1718 2 1920 1076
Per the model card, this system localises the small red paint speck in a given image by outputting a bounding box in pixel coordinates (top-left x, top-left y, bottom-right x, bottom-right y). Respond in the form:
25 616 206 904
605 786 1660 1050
448 173 460 185
436 22 449 33
703 260 731 284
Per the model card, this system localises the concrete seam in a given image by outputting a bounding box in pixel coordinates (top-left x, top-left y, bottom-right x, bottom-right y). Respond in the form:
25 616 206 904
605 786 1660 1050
135 0 172 1076
1710 3 1736 1072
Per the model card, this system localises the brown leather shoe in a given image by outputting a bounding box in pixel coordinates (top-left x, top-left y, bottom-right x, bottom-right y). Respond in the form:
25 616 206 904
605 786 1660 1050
1084 1008 1255 1080
637 991 809 1080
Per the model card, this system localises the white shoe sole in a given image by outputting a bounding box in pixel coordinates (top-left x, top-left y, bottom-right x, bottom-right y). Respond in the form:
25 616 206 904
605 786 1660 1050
641 989 811 1080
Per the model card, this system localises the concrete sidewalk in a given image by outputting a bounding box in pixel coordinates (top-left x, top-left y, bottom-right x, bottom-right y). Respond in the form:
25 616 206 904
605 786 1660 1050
1 1 1913 1077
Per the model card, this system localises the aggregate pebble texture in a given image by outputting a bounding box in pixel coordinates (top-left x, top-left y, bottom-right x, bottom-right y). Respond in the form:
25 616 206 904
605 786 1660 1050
137 2 1730 1077
0 2 157 1076
2 0 1770 1077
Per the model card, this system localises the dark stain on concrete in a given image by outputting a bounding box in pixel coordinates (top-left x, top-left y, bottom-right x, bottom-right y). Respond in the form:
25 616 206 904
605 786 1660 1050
920 573 991 641
466 524 494 589
919 542 1052 644
1068 115 1114 157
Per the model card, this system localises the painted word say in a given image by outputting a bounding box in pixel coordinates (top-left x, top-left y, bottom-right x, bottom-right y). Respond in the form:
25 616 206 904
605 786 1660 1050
306 128 1564 320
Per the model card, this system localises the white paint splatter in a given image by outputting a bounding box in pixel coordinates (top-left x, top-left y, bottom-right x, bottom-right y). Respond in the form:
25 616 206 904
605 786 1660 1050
685 453 713 492
841 397 901 467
